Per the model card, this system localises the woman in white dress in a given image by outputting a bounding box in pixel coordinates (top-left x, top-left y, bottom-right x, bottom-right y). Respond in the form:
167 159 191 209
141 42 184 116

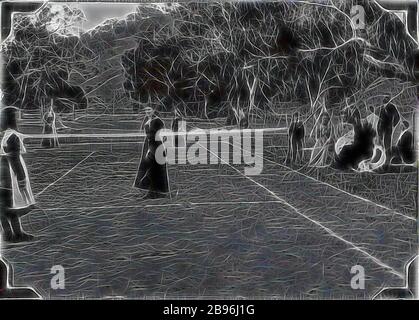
0 106 35 242
41 99 59 148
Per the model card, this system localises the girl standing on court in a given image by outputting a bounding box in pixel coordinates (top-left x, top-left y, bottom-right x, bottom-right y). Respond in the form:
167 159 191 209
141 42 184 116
0 106 36 242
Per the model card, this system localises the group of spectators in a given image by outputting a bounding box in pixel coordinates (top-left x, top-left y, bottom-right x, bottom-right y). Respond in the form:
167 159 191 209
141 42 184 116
286 96 415 171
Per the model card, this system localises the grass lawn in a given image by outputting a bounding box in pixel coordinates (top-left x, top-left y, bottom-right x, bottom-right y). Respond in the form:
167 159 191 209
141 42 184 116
3 114 416 299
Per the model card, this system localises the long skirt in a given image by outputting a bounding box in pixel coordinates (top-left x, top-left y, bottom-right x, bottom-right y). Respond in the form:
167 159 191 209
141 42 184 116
133 141 169 193
0 155 35 217
41 125 59 148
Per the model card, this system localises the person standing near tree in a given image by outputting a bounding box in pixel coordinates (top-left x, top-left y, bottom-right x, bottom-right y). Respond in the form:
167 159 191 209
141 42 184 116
286 111 305 165
309 111 334 167
377 97 400 162
41 98 59 148
391 120 415 165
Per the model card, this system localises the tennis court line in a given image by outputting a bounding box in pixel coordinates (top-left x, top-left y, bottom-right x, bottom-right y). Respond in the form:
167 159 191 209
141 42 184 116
35 152 95 197
226 140 415 222
39 200 284 211
200 142 405 279
268 156 416 222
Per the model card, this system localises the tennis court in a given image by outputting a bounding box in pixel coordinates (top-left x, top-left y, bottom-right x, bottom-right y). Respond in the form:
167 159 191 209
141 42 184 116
2 115 417 299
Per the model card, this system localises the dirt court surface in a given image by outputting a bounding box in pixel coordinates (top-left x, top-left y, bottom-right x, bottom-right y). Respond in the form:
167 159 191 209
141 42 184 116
3 135 416 299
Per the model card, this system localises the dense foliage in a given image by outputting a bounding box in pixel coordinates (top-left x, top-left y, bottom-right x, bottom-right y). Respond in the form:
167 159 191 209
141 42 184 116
1 1 416 118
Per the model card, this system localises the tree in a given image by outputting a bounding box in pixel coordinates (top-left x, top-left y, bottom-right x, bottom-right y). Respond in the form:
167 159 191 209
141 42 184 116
1 5 90 112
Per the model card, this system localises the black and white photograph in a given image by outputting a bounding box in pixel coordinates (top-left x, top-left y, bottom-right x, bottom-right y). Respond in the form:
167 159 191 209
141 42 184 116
0 0 417 301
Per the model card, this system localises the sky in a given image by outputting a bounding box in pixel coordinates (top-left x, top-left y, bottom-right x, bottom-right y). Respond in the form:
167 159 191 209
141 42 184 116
70 3 139 30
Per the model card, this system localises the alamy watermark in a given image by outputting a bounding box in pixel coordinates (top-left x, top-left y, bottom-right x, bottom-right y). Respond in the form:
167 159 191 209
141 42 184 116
154 121 264 176
350 265 365 290
351 5 365 31
51 265 65 290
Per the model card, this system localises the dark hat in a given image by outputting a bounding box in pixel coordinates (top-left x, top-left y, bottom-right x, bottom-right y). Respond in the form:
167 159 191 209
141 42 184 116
0 106 19 131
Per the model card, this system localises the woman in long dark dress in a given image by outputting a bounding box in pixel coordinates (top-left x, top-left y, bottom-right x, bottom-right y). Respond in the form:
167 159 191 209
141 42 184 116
41 99 59 148
286 111 305 165
0 106 35 242
377 97 400 161
391 120 415 165
133 105 169 199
